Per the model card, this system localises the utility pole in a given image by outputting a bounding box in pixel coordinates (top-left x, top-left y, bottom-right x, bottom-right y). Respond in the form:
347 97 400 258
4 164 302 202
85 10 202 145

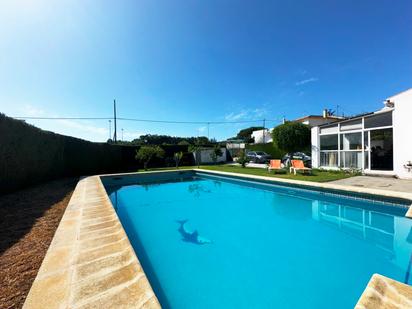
113 99 117 142
207 122 210 140
108 120 112 140
262 118 266 143
121 128 124 141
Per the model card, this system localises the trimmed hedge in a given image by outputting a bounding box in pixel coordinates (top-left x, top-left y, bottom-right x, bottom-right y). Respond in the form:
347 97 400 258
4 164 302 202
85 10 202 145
0 114 194 194
246 143 286 159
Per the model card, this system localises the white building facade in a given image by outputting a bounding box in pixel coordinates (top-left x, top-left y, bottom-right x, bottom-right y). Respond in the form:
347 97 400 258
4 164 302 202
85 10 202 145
311 89 412 179
251 129 273 144
251 113 341 144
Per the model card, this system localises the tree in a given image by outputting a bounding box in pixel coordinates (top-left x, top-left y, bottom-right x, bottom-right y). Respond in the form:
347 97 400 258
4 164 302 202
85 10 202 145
135 146 165 170
131 134 211 146
189 144 201 167
236 126 264 143
174 151 183 168
210 145 223 164
236 150 249 168
271 122 311 153
178 140 190 145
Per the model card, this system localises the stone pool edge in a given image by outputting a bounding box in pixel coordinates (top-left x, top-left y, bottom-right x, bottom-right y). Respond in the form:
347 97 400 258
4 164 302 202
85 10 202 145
23 168 412 309
23 175 161 309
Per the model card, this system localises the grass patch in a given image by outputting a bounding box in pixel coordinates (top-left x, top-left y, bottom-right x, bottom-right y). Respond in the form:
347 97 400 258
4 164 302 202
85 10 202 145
143 164 358 182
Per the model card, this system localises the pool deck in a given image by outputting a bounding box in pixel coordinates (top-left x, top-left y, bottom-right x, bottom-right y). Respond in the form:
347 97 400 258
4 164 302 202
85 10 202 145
23 169 412 309
330 176 412 194
23 176 160 309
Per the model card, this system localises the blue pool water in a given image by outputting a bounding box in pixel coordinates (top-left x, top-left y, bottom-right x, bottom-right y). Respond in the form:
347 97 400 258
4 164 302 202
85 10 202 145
106 173 412 309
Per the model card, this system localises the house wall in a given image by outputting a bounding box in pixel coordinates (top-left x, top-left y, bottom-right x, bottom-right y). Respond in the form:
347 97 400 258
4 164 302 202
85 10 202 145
197 148 227 164
251 129 273 144
391 89 412 179
311 126 320 168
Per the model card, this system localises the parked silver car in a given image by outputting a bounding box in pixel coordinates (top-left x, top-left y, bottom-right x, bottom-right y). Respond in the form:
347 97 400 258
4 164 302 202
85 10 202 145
281 152 312 167
246 151 272 163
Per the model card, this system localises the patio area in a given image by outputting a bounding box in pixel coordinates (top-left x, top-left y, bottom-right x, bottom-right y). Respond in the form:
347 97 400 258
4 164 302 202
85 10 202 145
330 176 412 193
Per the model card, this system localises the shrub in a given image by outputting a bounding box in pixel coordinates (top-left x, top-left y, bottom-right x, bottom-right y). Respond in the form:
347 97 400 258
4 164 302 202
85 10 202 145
236 150 249 168
188 144 201 167
174 151 183 168
271 122 311 153
210 145 223 164
135 146 165 170
246 143 285 159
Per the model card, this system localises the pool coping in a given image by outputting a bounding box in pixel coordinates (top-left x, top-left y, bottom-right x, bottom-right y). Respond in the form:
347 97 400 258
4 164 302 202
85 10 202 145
23 168 412 309
23 175 161 309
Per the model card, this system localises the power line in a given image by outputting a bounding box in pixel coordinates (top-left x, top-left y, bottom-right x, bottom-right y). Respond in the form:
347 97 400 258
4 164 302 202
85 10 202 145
12 115 283 125
13 116 112 120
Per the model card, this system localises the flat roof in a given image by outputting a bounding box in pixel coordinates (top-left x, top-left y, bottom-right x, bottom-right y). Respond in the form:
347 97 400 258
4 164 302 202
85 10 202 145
318 109 393 128
293 115 344 122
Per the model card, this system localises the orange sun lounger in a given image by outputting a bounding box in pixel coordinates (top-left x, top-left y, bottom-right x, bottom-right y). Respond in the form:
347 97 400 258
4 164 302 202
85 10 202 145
290 159 312 175
268 159 282 172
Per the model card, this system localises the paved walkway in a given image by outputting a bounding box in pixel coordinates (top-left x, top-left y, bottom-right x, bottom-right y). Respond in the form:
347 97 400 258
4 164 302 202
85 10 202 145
330 176 412 193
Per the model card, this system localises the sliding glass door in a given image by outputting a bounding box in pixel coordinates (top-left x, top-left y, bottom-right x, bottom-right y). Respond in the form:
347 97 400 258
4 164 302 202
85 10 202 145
369 129 393 171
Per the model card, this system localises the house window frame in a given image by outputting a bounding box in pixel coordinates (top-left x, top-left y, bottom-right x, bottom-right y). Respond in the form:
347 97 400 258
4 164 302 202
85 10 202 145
318 111 393 171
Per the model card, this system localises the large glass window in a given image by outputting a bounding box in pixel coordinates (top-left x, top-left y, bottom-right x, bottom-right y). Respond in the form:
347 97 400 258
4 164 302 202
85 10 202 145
340 151 362 169
364 112 392 129
320 134 338 150
340 132 362 150
320 152 338 167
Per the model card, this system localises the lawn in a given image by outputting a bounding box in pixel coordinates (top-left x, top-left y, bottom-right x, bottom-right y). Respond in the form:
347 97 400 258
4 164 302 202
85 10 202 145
143 164 358 182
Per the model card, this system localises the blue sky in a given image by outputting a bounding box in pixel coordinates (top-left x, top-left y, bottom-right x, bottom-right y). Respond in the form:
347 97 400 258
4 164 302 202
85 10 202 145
0 0 411 142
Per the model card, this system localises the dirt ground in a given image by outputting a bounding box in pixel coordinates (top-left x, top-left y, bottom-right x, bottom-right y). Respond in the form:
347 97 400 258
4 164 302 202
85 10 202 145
0 178 77 309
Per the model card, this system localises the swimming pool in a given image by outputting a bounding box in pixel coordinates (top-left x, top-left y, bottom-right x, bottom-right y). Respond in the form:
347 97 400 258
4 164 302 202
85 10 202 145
105 171 412 309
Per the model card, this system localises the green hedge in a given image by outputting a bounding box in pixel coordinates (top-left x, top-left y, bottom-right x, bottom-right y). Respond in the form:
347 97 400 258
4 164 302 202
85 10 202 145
0 114 194 194
246 143 286 159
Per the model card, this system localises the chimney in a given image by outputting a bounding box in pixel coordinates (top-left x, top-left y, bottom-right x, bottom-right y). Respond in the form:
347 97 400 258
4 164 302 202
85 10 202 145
322 109 328 118
384 99 394 108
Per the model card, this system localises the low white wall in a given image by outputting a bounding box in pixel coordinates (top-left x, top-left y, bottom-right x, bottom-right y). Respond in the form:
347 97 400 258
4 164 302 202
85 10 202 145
194 148 227 164
391 89 412 179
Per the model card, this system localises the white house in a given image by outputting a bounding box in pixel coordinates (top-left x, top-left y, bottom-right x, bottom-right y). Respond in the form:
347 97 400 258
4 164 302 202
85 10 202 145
251 128 273 144
294 112 343 127
251 111 342 144
226 139 245 158
311 89 412 179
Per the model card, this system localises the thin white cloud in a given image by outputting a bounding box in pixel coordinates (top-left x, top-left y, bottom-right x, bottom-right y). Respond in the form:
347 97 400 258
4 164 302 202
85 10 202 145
295 77 318 86
20 104 45 116
57 119 108 136
198 126 207 133
224 108 269 121
252 108 266 118
225 111 249 121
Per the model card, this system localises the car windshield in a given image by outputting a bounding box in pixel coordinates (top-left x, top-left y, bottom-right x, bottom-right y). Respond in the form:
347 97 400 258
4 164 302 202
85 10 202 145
255 151 266 155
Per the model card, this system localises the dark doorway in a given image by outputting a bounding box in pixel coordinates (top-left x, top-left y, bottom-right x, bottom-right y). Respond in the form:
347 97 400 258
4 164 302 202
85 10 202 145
370 129 393 170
